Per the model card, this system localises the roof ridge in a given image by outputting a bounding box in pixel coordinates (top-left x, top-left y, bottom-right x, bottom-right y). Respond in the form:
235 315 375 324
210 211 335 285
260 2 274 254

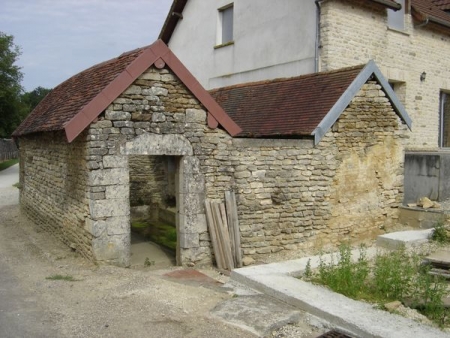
209 64 366 93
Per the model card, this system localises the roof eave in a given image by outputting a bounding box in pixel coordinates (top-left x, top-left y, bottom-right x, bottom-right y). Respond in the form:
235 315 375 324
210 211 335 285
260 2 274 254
159 0 188 44
411 6 450 30
312 60 412 145
371 0 402 11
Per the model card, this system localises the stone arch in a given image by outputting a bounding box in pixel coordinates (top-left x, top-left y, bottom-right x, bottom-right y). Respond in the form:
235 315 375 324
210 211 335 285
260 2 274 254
120 133 208 266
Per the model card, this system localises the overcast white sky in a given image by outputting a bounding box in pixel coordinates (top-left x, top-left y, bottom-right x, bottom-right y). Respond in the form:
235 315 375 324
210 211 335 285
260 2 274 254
1 0 173 91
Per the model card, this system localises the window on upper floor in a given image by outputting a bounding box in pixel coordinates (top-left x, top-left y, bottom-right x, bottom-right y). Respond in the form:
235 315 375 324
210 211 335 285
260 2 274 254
387 0 405 31
216 4 234 47
440 91 450 147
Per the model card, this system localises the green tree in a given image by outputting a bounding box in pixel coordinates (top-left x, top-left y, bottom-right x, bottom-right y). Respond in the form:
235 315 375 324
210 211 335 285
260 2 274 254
0 31 23 138
21 86 52 113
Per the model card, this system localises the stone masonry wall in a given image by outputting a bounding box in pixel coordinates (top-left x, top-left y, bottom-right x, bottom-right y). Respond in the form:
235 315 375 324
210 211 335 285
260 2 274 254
320 0 450 150
18 131 93 260
319 81 408 246
19 66 408 267
82 65 408 265
84 66 216 266
128 155 165 207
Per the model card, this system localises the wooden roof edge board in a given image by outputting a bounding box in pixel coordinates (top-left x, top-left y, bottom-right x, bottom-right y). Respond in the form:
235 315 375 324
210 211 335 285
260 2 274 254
312 60 412 145
371 0 402 10
162 46 242 136
159 0 188 43
64 42 161 143
64 39 241 142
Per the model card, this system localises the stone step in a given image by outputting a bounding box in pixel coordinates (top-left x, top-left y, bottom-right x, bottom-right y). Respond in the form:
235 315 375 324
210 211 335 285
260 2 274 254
376 229 434 249
428 268 450 279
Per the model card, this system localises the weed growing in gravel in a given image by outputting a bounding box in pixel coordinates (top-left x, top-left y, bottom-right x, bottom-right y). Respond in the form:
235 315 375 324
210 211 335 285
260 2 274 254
305 244 450 327
46 274 78 281
431 221 450 244
316 244 369 299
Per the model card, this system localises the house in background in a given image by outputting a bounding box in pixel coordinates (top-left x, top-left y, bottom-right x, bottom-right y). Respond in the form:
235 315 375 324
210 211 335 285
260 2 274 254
160 0 450 203
13 39 411 266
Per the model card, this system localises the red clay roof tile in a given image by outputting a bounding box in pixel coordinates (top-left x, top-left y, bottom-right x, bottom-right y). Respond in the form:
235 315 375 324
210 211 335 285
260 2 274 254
412 0 450 26
13 47 147 137
13 40 241 141
209 65 365 138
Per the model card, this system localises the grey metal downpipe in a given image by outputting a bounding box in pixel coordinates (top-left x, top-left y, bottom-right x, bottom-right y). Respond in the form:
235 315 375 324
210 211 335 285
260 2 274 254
315 0 323 73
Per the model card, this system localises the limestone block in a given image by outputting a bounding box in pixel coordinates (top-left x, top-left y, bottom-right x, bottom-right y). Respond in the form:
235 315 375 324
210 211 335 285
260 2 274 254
181 172 205 194
186 109 206 123
106 216 129 235
105 184 129 199
105 111 131 121
139 72 161 81
90 199 130 218
90 121 112 129
92 233 130 267
152 113 166 122
120 128 135 135
179 193 205 216
103 155 127 168
113 121 134 128
179 232 200 249
123 85 142 95
151 87 168 96
122 134 193 156
85 218 107 237
89 168 129 186
179 213 208 234
114 98 132 104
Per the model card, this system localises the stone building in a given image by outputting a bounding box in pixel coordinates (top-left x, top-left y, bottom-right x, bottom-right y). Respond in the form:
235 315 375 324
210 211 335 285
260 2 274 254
13 41 411 267
161 1 450 204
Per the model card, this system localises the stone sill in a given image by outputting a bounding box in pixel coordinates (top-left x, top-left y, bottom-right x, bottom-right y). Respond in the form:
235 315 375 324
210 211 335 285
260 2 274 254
214 41 234 49
387 26 410 36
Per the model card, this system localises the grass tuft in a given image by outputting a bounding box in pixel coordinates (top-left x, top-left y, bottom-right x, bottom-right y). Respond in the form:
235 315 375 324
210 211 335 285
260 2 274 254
305 244 450 327
46 274 79 282
0 159 18 172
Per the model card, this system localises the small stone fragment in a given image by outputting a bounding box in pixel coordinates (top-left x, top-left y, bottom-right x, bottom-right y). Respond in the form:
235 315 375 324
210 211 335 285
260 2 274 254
384 300 402 312
242 257 255 266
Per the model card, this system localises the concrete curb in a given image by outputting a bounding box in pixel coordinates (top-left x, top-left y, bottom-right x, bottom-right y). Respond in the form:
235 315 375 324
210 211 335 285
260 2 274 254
231 248 449 338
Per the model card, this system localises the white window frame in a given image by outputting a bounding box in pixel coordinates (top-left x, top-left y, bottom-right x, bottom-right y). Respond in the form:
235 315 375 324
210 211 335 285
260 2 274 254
216 3 234 47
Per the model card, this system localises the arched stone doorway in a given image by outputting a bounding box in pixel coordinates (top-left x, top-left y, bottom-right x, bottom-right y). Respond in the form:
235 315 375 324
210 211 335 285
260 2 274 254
121 133 208 266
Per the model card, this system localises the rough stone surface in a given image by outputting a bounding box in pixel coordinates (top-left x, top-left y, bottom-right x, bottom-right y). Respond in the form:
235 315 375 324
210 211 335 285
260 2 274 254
18 66 409 267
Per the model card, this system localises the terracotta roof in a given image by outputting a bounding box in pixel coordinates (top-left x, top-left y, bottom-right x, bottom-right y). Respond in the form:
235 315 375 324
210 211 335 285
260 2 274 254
431 0 450 11
158 0 401 44
210 61 412 144
13 40 241 142
412 0 450 27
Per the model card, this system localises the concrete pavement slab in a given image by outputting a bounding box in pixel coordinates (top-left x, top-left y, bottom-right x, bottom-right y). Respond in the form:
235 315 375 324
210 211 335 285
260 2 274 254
0 163 19 189
231 247 449 338
377 229 434 249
